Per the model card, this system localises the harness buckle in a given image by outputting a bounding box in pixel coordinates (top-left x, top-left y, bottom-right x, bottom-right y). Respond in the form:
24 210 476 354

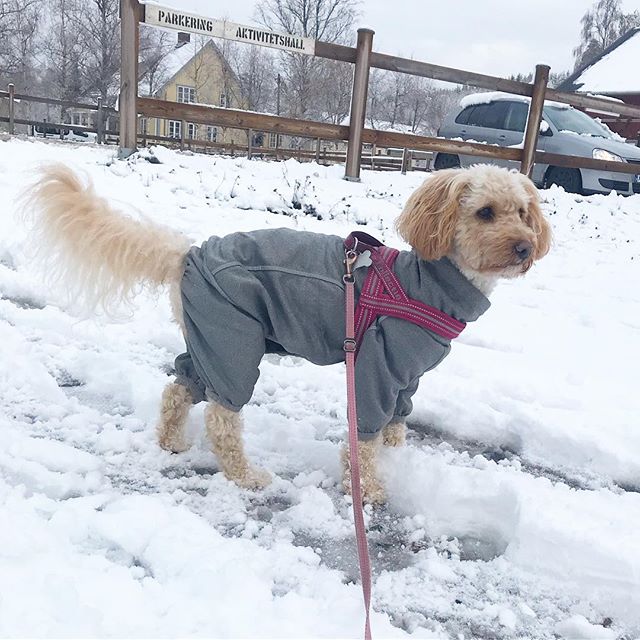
343 338 357 353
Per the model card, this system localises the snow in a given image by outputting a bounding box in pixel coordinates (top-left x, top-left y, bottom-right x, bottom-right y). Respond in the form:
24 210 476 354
1 136 640 639
572 29 640 94
459 91 570 110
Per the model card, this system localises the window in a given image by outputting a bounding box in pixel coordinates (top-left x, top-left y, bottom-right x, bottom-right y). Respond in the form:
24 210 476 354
464 102 510 129
207 126 217 142
455 107 473 125
71 112 89 126
139 117 148 134
504 102 529 132
168 120 181 138
177 85 196 103
268 132 278 148
219 92 229 108
187 122 197 139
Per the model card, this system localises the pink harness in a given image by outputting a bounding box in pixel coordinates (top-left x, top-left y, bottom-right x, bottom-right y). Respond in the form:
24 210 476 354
342 232 466 640
345 232 467 351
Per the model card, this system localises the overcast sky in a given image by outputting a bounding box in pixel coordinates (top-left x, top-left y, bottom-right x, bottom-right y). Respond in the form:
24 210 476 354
173 0 640 78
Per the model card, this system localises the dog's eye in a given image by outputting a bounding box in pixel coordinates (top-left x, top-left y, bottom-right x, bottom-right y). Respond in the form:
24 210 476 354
476 206 494 221
518 207 526 219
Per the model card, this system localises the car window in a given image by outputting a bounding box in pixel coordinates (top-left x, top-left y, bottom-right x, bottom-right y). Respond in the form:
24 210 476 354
455 106 473 125
466 102 509 129
504 102 529 132
544 106 612 138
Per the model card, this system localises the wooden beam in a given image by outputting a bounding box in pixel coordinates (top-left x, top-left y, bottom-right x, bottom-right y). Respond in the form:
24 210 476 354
370 53 534 96
546 88 640 119
138 97 349 140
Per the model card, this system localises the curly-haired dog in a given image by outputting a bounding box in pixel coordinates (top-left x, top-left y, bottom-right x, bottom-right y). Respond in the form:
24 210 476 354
26 164 551 503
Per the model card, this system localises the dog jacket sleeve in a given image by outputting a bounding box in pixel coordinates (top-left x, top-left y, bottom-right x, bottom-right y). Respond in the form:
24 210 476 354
353 314 451 439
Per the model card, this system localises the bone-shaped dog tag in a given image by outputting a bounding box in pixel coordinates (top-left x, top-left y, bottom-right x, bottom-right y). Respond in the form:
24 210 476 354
353 250 372 270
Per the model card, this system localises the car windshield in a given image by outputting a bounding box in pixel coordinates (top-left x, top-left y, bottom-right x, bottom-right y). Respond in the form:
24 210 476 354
544 105 612 138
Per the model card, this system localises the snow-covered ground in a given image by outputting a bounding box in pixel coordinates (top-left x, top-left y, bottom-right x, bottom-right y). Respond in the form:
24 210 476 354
1 135 639 639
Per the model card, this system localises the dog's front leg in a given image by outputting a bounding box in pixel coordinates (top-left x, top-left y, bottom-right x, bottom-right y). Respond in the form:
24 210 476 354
341 434 385 505
204 402 271 490
382 422 406 447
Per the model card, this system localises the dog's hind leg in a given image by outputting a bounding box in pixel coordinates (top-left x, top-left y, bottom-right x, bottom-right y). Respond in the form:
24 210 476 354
341 434 385 504
204 401 271 490
157 382 192 453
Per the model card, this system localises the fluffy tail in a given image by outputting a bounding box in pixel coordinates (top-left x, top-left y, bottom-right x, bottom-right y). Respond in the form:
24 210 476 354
23 164 190 316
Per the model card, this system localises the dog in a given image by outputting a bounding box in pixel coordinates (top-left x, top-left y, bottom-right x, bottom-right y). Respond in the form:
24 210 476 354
25 164 551 503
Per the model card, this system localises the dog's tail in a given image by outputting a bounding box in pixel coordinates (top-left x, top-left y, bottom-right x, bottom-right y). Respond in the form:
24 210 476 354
23 164 190 315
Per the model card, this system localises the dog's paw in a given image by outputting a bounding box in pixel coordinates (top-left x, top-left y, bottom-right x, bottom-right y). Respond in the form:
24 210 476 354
342 469 387 505
158 435 191 454
235 466 272 490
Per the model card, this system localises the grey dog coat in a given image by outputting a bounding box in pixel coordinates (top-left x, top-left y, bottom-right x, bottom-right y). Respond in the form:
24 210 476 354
174 228 490 439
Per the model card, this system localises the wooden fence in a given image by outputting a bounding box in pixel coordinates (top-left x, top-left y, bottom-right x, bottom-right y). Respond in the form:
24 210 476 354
4 15 640 182
112 0 640 183
0 84 432 172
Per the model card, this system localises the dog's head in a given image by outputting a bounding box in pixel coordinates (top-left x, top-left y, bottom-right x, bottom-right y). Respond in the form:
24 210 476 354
396 165 551 278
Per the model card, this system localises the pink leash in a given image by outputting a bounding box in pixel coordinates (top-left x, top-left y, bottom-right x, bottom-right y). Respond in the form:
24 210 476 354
342 232 467 640
343 249 373 640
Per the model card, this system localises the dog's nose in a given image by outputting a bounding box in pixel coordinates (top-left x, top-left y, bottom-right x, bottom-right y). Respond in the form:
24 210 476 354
514 241 533 262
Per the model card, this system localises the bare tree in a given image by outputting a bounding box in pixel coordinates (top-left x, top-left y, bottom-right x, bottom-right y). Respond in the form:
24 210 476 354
256 0 358 43
234 45 278 112
138 26 175 96
0 0 41 90
256 0 360 121
573 0 640 70
72 0 121 104
40 0 85 102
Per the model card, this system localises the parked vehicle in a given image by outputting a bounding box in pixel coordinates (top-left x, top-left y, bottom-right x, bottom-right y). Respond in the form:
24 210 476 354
434 93 640 195
33 124 98 143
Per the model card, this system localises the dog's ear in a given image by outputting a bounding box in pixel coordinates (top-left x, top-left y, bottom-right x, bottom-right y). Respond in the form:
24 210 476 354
519 175 552 260
396 169 468 261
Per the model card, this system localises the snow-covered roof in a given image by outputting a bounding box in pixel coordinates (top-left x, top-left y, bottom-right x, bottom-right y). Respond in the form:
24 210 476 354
161 39 210 86
563 28 640 94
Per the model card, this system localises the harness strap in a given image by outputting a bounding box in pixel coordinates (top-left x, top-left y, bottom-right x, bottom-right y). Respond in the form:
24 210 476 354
344 231 466 351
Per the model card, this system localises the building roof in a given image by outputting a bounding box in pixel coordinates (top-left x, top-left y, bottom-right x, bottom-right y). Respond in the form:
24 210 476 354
560 27 640 95
152 38 242 97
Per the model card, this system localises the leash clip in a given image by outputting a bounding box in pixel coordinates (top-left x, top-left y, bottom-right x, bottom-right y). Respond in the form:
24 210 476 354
344 248 358 283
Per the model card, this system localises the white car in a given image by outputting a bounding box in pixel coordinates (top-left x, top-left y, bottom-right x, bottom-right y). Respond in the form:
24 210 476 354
435 93 640 195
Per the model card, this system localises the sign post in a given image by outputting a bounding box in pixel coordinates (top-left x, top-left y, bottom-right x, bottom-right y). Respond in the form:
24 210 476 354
119 0 140 158
345 29 374 181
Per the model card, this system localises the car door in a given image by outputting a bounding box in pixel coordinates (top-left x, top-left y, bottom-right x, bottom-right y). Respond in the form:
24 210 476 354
455 101 510 168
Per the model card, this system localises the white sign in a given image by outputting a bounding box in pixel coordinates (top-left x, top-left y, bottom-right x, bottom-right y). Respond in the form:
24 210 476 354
143 4 316 55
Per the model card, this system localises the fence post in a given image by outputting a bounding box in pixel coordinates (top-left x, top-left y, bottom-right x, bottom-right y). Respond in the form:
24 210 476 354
401 148 409 174
96 97 104 144
119 0 140 158
344 28 374 181
520 64 550 178
8 83 15 134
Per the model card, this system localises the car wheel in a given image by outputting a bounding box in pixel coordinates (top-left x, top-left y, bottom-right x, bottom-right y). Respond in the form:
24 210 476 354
433 153 460 170
544 167 582 194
